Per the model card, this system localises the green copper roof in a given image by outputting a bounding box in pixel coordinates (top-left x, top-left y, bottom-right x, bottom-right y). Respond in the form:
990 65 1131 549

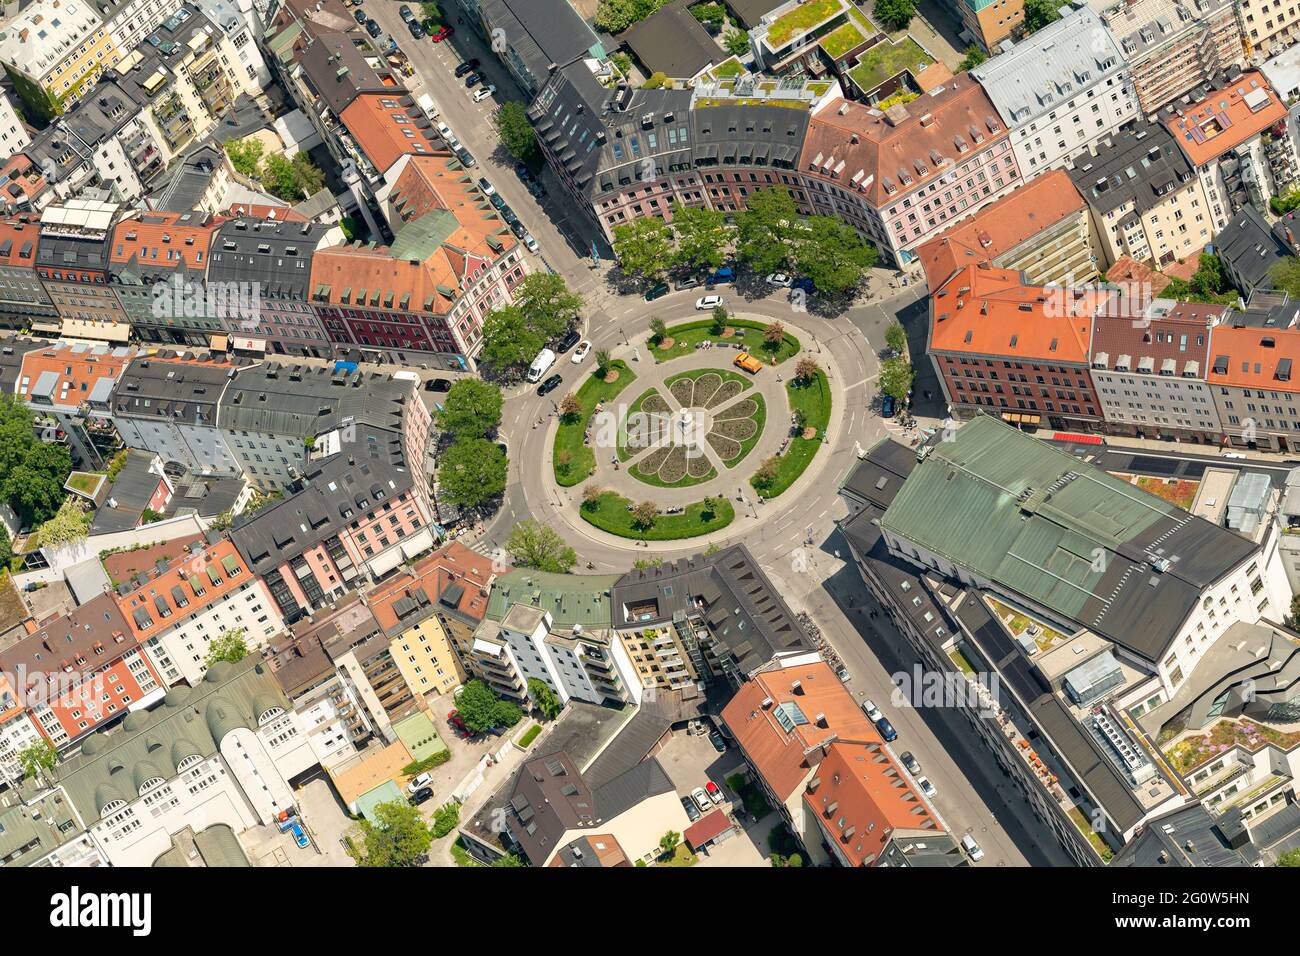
485 570 621 630
389 210 460 261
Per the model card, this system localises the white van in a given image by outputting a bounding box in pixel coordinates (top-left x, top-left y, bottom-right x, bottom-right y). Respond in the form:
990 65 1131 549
417 93 438 120
527 348 557 383
960 834 984 862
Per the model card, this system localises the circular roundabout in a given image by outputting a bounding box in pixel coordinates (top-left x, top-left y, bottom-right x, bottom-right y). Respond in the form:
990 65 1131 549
551 314 834 541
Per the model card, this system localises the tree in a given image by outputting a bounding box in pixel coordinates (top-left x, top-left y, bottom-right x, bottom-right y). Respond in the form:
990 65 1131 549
494 101 537 160
513 273 584 343
596 0 671 32
205 627 248 668
613 216 675 281
794 215 878 296
32 498 89 550
1190 252 1227 299
18 739 56 784
874 0 915 31
734 187 798 274
958 45 987 71
582 484 604 509
456 680 523 733
885 321 907 354
879 357 915 403
527 677 563 720
1278 848 1300 867
725 30 750 56
481 304 546 375
421 2 443 24
1022 0 1061 32
670 204 731 271
594 349 613 377
438 438 508 509
1272 257 1300 298
261 154 301 201
492 852 525 867
763 321 786 347
558 393 582 421
506 519 577 572
659 830 681 857
349 800 434 867
631 500 658 530
642 71 671 90
0 525 13 569
224 137 264 177
795 357 821 384
291 152 325 197
754 456 779 487
437 379 503 439
648 315 667 343
0 397 73 526
432 802 460 839
701 495 722 519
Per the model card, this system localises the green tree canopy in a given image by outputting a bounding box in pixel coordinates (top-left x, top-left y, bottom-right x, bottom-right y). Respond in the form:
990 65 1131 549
734 187 798 274
794 215 878 296
436 379 503 439
613 216 675 282
32 498 89 550
596 0 671 32
205 627 248 668
495 101 537 159
456 680 524 733
1023 0 1061 32
514 273 583 343
224 137 264 177
437 438 508 509
1272 257 1300 298
506 519 577 572
958 45 988 71
879 357 915 403
670 204 731 271
0 397 72 526
885 322 908 354
527 677 563 720
349 800 434 867
432 801 461 839
481 304 547 374
18 739 56 783
1278 847 1300 867
874 0 915 31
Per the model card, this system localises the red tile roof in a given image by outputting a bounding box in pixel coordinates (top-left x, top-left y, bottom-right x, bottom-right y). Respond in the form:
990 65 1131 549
110 211 223 274
367 541 501 632
114 539 255 642
0 215 41 268
342 92 441 175
1207 323 1300 391
1164 71 1287 167
683 809 734 850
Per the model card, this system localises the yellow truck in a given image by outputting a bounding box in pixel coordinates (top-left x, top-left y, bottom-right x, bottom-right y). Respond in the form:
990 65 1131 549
734 352 763 374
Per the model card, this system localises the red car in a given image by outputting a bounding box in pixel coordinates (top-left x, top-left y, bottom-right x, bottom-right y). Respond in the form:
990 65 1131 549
447 709 470 737
431 24 453 42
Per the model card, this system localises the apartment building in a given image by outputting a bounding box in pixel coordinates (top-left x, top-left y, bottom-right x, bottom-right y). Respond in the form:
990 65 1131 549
493 605 629 708
1090 301 1227 440
470 0 608 98
0 216 58 328
1237 0 1300 59
948 0 1024 52
16 339 134 468
1101 0 1244 114
1215 203 1300 296
1208 314 1300 451
1163 73 1296 236
116 535 284 685
367 566 468 701
0 0 120 113
927 262 1104 431
1067 123 1211 270
0 91 31 161
320 597 423 735
971 7 1138 177
400 542 497 666
917 170 1096 287
97 0 175 54
749 0 858 73
111 352 241 476
800 77 1023 267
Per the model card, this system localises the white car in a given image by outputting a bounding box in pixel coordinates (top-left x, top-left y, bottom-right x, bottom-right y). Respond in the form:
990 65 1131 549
916 776 937 799
407 772 433 794
571 340 592 364
861 698 883 723
961 834 985 862
690 787 712 814
1223 452 1247 459
472 85 496 102
766 272 792 287
523 233 539 254
695 294 723 310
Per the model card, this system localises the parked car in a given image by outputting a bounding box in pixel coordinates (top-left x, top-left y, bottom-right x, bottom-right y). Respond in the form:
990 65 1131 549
472 85 496 103
431 24 453 42
464 72 481 88
407 772 434 794
289 821 311 849
695 294 723 310
862 698 883 722
961 833 984 862
899 751 921 776
410 786 434 806
501 206 519 226
571 340 592 363
674 274 703 291
477 176 496 197
766 272 792 287
680 795 701 822
408 20 425 38
523 233 539 254
704 781 725 805
424 378 452 392
711 266 735 284
447 710 470 736
644 281 669 302
454 146 476 168
537 373 563 396
916 776 937 799
489 193 507 210
881 394 896 418
454 58 480 77
398 4 414 20
527 179 546 198
364 18 381 36
708 730 726 753
510 220 527 240
690 787 712 814
556 327 581 353
836 665 851 682
792 276 815 293
875 717 898 742
733 352 763 374
353 8 366 23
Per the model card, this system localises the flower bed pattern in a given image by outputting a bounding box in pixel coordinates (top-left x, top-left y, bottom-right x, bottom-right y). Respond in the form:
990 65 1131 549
706 395 764 466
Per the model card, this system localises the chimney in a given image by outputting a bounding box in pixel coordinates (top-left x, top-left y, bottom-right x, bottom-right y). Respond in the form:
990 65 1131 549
918 113 935 128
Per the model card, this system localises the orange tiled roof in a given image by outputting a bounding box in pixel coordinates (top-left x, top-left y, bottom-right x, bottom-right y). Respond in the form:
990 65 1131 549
341 92 442 175
802 740 941 866
917 170 1085 289
800 75 1010 208
367 541 501 632
110 211 224 272
720 662 878 802
928 263 1097 364
0 153 47 210
17 343 133 405
0 215 41 268
224 203 307 223
1206 323 1300 391
1105 255 1171 298
114 539 255 641
1164 71 1287 167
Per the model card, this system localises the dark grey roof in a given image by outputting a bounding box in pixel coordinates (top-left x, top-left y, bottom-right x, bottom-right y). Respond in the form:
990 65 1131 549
206 218 331 299
503 750 594 864
839 437 918 511
593 758 674 821
113 356 235 426
610 543 810 675
297 31 397 117
725 0 787 28
166 472 246 520
217 363 408 437
90 450 166 534
1112 802 1255 866
149 146 223 213
620 1 719 80
1214 203 1296 295
1067 124 1195 218
480 0 602 91
0 334 56 393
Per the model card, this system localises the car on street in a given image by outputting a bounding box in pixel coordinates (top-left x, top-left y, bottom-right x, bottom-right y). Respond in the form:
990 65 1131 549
424 378 451 392
695 294 723 310
836 665 851 682
556 327 581 353
353 8 366 23
704 781 725 805
766 272 792 287
489 193 506 210
431 24 453 41
916 776 937 799
680 795 701 822
537 373 563 396
407 772 434 794
875 717 898 742
710 266 735 284
523 233 539 254
289 821 311 849
472 85 496 103
410 786 434 806
961 834 985 862
364 18 381 36
690 787 712 814
644 281 669 301
464 72 481 88
708 730 726 753
447 710 470 736
881 394 896 418
501 206 519 226
899 751 921 776
454 59 480 77
510 221 527 239
674 274 703 291
407 20 425 38
861 698 883 722
477 176 496 197
1223 452 1247 459
571 340 592 363
454 146 476 168
398 4 414 20
527 179 546 199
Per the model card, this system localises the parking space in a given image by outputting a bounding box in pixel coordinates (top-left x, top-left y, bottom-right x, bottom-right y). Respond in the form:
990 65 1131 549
693 810 778 868
239 777 356 867
655 725 746 809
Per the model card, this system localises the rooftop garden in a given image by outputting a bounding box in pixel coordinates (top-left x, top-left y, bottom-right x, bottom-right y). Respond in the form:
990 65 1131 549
1067 806 1114 863
64 471 105 499
986 596 1068 651
820 20 867 58
764 0 845 48
1164 719 1300 775
707 57 746 80
846 36 933 94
